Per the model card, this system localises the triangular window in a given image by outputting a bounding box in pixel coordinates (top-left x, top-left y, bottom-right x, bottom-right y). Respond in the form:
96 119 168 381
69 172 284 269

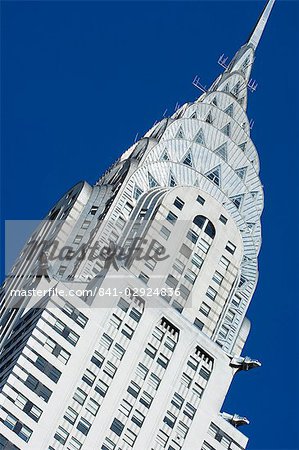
194 128 205 145
214 143 227 162
235 167 247 180
168 171 177 187
230 194 244 209
182 151 193 167
212 96 218 106
246 222 255 232
176 127 185 139
205 166 221 187
148 172 159 188
224 104 234 117
231 81 241 97
239 142 247 151
160 149 170 161
190 111 197 119
221 123 231 137
223 83 230 93
205 112 213 124
133 185 143 200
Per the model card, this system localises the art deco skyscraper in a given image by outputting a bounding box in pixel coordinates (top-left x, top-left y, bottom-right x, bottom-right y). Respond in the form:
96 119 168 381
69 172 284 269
0 1 275 449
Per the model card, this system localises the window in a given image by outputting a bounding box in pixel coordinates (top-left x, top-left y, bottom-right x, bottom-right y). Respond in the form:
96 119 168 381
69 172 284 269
187 229 199 244
163 410 176 428
194 318 204 331
196 195 205 205
187 355 199 370
177 421 189 439
204 221 216 239
184 403 196 420
123 202 133 216
131 410 145 427
62 303 88 328
166 274 178 289
193 382 204 398
91 351 104 368
184 269 197 285
166 211 178 225
100 333 113 350
174 197 185 210
64 406 78 424
172 300 183 313
215 143 227 161
95 380 108 397
164 336 176 351
138 272 149 284
200 302 211 317
3 413 33 442
145 257 157 270
219 255 230 270
148 373 161 390
133 185 143 200
201 442 215 450
86 398 100 416
118 297 129 312
219 214 227 224
172 259 185 274
179 284 190 300
145 343 157 359
122 324 134 339
206 166 220 186
193 215 206 229
191 253 203 269
199 367 211 380
73 388 87 405
24 375 52 402
111 418 124 437
139 391 153 408
182 151 193 167
81 219 91 230
77 417 91 436
136 363 148 380
112 343 125 360
90 206 98 215
219 326 229 339
127 381 140 398
54 426 69 445
206 286 217 300
212 271 223 285
123 429 137 447
68 437 82 450
82 369 96 386
160 226 171 240
171 392 184 409
110 314 122 329
197 238 210 253
157 353 169 369
181 372 192 388
103 361 117 379
156 429 169 447
119 399 132 417
225 241 236 255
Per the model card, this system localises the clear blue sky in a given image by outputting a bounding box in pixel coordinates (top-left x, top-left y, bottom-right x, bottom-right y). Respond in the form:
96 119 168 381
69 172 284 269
1 1 299 448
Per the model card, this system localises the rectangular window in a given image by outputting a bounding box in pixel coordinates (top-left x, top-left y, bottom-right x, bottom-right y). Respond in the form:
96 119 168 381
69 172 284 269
191 253 203 269
129 307 142 322
64 406 78 424
187 355 199 371
100 333 113 350
184 269 197 285
91 351 105 368
123 429 137 447
160 226 171 240
121 324 134 339
219 326 229 339
157 353 169 369
206 286 217 300
225 241 236 255
187 229 199 244
177 421 189 439
145 343 157 359
193 382 204 398
112 343 125 360
148 373 161 390
138 272 149 284
212 271 223 285
90 206 98 215
54 426 69 445
82 369 96 386
198 238 210 253
68 437 82 450
73 388 87 405
95 380 109 397
219 255 230 270
194 318 204 331
131 410 145 427
163 410 176 428
119 399 132 417
139 391 153 408
85 398 100 416
199 367 211 381
166 211 178 225
179 284 190 300
123 202 133 216
171 392 184 410
136 363 148 380
103 361 117 379
199 302 211 317
226 310 235 322
127 381 140 398
156 429 169 447
81 220 91 230
174 197 185 210
184 403 196 420
173 259 185 274
77 417 91 436
181 372 192 388
196 195 205 205
219 214 227 224
110 418 124 437
179 243 192 258
166 274 178 289
109 314 122 329
145 258 157 271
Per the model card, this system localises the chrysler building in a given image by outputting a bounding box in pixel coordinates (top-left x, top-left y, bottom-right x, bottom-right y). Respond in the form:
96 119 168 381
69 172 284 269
0 1 275 449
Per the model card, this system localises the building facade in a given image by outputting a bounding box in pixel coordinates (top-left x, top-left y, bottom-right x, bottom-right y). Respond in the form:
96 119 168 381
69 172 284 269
0 1 275 449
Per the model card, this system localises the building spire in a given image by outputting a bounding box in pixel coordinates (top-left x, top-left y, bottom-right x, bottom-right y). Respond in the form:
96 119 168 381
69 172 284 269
247 0 275 50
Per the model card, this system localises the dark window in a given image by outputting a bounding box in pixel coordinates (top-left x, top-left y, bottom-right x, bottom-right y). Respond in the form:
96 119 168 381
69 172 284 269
111 418 124 437
166 211 178 225
174 197 185 210
193 215 206 229
204 221 216 239
196 195 205 205
118 298 129 312
194 318 204 331
219 214 227 224
129 308 142 322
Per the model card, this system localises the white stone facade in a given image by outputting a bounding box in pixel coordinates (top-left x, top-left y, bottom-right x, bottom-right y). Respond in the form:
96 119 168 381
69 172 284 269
0 2 275 449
